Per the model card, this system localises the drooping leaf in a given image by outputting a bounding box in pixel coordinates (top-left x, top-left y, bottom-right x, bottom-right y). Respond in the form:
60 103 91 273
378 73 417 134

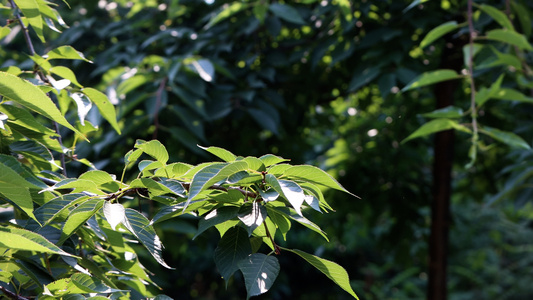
420 21 460 49
214 226 252 284
150 200 207 224
480 126 530 149
9 140 60 169
269 3 305 25
194 206 240 239
135 139 169 165
158 178 186 197
485 29 533 51
0 226 76 257
402 69 463 91
0 72 82 135
402 119 472 143
14 0 45 42
198 145 237 162
238 253 280 299
283 165 356 196
123 208 173 269
421 106 464 119
238 202 267 236
491 88 533 103
475 74 504 106
478 4 514 30
59 198 104 244
0 161 39 222
50 66 83 87
103 202 125 230
82 88 121 134
283 248 359 299
265 174 305 216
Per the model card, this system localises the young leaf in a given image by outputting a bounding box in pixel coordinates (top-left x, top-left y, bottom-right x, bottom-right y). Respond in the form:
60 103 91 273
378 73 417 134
46 45 92 62
103 202 126 230
198 145 237 162
123 208 173 269
50 66 83 87
238 202 267 236
194 206 240 240
283 248 359 299
283 165 356 196
0 72 82 136
238 253 280 299
402 69 463 92
259 154 290 167
135 139 169 165
214 226 251 283
485 29 533 51
0 226 76 257
82 88 121 134
420 21 460 49
480 126 531 149
402 119 472 143
265 174 305 216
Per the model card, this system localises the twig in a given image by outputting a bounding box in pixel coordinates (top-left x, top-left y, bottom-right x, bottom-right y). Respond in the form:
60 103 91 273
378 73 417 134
263 221 280 255
0 286 29 300
467 0 478 148
9 0 67 176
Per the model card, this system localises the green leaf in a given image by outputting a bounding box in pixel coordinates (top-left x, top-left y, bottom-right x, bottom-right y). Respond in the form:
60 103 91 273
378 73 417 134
0 72 82 136
198 145 237 162
14 0 45 42
243 156 266 172
59 198 104 244
265 208 291 240
194 206 240 240
123 208 173 269
50 66 83 87
205 2 248 29
420 21 460 49
238 253 280 299
188 161 249 201
421 106 464 119
34 193 89 226
485 29 533 51
0 226 76 257
462 43 484 68
103 202 125 230
46 45 92 62
269 3 305 25
265 174 305 216
43 178 102 195
0 161 38 222
478 4 514 30
348 67 381 93
9 140 60 169
283 248 359 299
150 200 207 224
214 226 251 283
480 126 530 149
402 119 472 143
492 88 533 103
402 69 463 91
83 87 121 134
283 165 356 196
475 74 504 107
259 154 290 167
135 139 169 165
511 1 531 38
238 202 267 236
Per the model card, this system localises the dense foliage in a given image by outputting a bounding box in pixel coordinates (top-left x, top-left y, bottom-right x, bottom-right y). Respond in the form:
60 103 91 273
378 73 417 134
1 0 533 299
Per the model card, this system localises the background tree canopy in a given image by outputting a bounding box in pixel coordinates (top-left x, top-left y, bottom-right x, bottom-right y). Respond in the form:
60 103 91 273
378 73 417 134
1 0 533 299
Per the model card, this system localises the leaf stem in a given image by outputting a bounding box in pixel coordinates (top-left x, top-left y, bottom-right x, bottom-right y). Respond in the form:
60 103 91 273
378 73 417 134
263 221 280 255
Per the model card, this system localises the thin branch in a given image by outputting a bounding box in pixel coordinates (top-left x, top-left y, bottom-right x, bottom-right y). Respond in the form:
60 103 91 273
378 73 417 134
467 0 478 145
0 286 29 300
9 0 67 176
152 77 168 139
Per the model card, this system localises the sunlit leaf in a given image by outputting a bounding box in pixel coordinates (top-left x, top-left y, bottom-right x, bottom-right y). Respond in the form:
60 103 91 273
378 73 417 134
83 87 121 134
14 0 45 42
205 2 248 28
59 198 104 244
238 202 267 236
402 69 463 91
0 161 39 222
421 106 464 119
420 21 460 49
34 193 89 226
283 165 356 197
283 248 359 299
50 66 83 87
0 226 76 257
265 174 305 216
402 119 472 143
103 202 125 230
194 206 240 239
46 45 92 62
135 139 169 165
485 29 533 51
480 126 530 149
198 145 237 162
